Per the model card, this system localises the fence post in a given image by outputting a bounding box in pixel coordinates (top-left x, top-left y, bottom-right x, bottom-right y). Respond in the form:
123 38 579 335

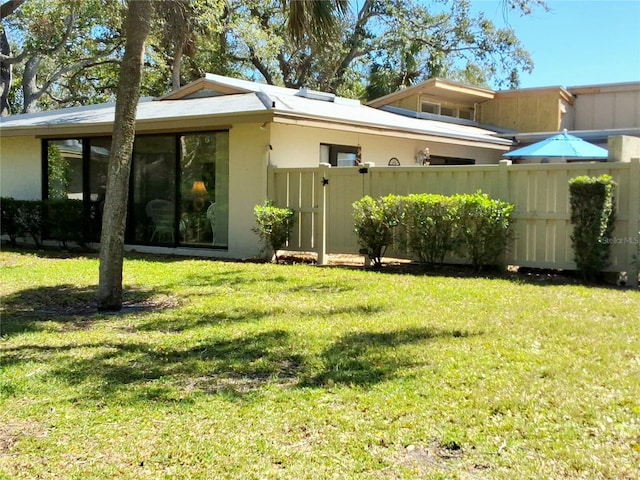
498 159 512 201
627 158 640 287
266 165 275 200
317 163 331 266
362 162 375 198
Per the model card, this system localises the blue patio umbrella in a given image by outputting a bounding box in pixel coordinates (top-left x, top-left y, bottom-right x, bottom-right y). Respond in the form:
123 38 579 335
504 129 608 159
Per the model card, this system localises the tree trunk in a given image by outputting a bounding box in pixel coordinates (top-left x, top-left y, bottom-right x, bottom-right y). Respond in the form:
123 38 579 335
21 56 41 113
97 2 153 311
0 27 11 116
171 41 183 91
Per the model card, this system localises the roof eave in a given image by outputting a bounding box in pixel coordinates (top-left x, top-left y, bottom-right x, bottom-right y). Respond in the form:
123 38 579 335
272 110 512 149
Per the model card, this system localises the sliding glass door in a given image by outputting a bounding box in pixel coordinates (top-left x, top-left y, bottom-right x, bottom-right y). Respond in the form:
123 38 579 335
179 132 229 247
44 130 228 249
131 136 177 245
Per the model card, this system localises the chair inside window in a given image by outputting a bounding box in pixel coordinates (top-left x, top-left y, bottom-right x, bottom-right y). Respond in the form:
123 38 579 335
206 202 216 246
146 199 174 243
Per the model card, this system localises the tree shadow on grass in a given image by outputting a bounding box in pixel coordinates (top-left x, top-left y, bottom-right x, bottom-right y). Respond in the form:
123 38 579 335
1 329 301 403
0 284 174 337
1 325 478 404
303 327 477 387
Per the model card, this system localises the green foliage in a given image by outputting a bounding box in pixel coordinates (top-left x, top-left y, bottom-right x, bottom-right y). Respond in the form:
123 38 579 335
352 195 402 268
0 198 21 246
46 144 72 199
454 192 515 271
1 198 90 249
403 194 458 266
252 200 295 263
569 174 617 281
46 199 86 248
3 0 126 113
2 0 545 113
15 200 45 248
353 192 514 270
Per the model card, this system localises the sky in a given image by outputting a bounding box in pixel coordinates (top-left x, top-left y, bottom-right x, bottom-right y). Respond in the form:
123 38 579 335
471 0 640 89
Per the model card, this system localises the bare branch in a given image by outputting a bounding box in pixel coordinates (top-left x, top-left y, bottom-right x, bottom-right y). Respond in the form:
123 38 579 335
0 0 26 19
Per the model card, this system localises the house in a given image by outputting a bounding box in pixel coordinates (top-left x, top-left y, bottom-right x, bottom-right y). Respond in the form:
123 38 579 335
0 74 512 260
368 78 640 163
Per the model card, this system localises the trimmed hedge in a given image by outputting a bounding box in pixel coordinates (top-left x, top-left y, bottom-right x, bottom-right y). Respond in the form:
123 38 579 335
569 174 617 280
454 192 515 271
1 197 89 248
353 195 402 267
403 194 457 266
353 191 515 270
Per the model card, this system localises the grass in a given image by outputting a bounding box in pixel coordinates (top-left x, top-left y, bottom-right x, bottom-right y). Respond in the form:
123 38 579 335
1 250 639 479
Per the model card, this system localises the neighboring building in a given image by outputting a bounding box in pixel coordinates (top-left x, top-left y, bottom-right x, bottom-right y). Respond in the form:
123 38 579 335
0 74 511 259
368 78 640 162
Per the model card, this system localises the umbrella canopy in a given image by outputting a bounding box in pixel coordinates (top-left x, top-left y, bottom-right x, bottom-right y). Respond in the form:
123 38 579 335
504 129 608 159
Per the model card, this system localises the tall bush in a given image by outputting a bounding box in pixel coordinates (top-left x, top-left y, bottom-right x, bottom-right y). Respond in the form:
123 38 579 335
252 200 295 263
353 195 402 267
569 175 617 281
454 192 515 271
403 194 457 266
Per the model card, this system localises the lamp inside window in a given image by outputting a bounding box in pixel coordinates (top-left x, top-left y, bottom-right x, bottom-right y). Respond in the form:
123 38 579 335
191 180 208 210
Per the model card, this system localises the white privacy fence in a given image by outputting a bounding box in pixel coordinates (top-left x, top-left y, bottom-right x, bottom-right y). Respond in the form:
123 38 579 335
268 159 640 286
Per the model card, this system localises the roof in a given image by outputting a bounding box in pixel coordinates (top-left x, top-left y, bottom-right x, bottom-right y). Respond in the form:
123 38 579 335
0 74 511 148
366 77 495 109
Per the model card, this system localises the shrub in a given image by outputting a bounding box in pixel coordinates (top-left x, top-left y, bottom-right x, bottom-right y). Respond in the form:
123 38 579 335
252 200 295 263
16 200 45 248
1 198 22 246
403 194 457 266
46 199 86 248
353 195 402 268
569 174 617 281
454 192 515 271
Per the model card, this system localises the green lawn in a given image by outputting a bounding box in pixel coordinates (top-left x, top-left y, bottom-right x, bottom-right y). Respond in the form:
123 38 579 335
1 250 639 479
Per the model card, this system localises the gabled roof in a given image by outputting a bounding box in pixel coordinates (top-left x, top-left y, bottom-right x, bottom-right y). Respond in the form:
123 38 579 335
367 77 495 108
0 74 511 148
161 73 361 106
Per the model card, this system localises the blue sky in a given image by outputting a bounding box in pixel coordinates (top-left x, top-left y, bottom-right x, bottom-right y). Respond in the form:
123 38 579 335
471 0 640 89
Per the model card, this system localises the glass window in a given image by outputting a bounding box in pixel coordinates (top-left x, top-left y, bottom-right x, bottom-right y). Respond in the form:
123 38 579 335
47 139 83 199
421 102 440 115
44 131 229 250
321 143 360 167
87 138 111 242
179 132 229 247
459 108 475 121
131 136 176 245
440 106 457 117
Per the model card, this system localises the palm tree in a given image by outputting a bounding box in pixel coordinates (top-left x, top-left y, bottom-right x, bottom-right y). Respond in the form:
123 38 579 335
286 0 348 46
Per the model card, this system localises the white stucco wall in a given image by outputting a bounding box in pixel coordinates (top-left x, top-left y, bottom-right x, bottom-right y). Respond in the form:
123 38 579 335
0 136 42 199
226 122 271 259
268 123 504 167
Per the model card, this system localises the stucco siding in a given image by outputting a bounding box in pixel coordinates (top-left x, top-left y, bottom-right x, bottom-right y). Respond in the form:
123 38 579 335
0 136 42 199
226 122 271 259
269 123 503 168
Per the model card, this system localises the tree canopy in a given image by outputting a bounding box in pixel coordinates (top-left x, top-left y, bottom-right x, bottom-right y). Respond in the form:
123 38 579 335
1 0 548 115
